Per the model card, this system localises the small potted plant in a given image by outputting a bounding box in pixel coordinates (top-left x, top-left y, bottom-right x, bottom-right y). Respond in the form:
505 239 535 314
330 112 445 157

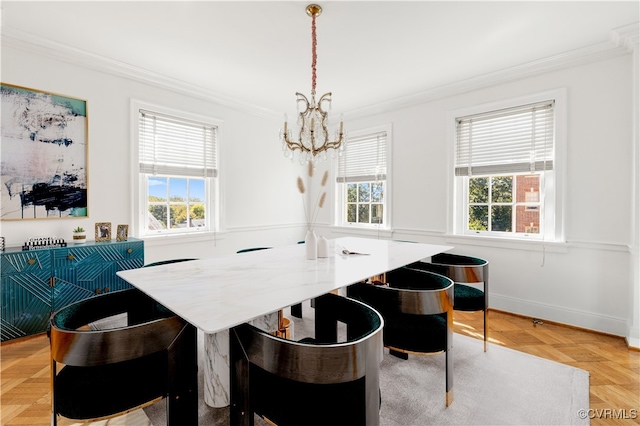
72 226 86 244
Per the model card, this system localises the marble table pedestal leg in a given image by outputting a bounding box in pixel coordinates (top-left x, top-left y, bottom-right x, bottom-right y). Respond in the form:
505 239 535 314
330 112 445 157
204 312 280 407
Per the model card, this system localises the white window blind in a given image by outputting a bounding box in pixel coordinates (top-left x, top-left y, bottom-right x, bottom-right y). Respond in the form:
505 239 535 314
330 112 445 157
337 131 387 183
139 110 217 178
455 101 554 176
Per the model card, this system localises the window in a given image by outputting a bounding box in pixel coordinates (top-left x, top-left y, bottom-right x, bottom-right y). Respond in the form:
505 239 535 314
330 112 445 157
468 174 542 234
346 182 384 224
135 105 218 236
452 93 564 241
336 126 390 228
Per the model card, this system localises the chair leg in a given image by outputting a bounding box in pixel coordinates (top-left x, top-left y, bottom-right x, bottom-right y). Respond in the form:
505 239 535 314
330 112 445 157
446 349 453 407
314 295 338 342
167 324 198 426
364 337 382 426
484 309 488 352
51 358 57 426
230 327 253 426
445 309 454 407
389 349 408 360
290 302 302 318
484 275 489 352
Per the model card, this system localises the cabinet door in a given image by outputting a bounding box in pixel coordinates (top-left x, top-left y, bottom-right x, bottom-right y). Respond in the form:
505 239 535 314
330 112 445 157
52 246 106 311
111 240 145 291
51 241 144 311
0 252 52 341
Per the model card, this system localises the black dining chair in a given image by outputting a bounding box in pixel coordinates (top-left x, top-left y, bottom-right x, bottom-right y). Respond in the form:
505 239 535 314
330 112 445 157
348 267 455 407
407 253 489 351
236 247 272 253
230 292 384 426
143 258 198 267
49 288 198 425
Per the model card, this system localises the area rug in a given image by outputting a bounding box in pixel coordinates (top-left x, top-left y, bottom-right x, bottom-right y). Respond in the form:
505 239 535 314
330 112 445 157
145 306 590 425
378 332 589 425
67 409 151 425
82 306 589 425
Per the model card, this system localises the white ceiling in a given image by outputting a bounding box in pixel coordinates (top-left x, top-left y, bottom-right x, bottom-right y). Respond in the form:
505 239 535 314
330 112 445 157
2 1 638 116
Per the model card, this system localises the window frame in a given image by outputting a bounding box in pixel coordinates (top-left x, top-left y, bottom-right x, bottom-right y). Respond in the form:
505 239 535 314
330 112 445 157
448 89 566 243
334 124 392 230
131 99 221 238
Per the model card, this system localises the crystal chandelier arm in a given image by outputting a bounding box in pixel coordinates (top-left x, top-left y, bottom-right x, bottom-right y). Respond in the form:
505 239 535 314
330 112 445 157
284 132 305 152
316 92 343 152
316 92 332 114
321 126 344 153
283 93 311 152
295 92 311 115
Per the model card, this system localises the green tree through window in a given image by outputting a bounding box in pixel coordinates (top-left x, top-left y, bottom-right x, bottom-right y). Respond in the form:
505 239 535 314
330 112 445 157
467 175 540 234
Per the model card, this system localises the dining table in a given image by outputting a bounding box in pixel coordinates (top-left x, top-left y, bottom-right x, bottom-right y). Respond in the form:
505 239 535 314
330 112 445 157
116 236 453 408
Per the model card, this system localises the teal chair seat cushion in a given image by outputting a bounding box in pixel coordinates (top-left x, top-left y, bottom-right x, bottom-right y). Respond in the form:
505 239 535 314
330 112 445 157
55 351 167 420
250 363 367 426
383 313 448 354
454 283 485 311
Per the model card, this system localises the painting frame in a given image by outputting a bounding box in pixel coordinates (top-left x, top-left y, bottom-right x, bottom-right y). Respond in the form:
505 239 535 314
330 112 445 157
95 222 111 242
1 83 88 220
116 224 129 242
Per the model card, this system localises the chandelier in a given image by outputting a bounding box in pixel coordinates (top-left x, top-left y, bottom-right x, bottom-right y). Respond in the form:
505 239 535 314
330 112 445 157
280 4 345 164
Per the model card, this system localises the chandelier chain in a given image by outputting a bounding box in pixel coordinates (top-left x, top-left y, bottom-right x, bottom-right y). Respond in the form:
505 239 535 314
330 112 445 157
311 14 317 93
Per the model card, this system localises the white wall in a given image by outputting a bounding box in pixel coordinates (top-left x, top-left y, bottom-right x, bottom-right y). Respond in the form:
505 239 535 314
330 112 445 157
323 53 635 340
2 37 637 344
0 44 308 262
628 35 640 349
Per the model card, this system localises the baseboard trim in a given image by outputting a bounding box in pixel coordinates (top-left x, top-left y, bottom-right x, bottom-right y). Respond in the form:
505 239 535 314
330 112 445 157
625 327 640 350
490 294 628 338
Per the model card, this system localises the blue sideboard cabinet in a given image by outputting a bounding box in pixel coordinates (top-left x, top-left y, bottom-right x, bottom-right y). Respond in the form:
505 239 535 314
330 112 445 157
1 238 144 342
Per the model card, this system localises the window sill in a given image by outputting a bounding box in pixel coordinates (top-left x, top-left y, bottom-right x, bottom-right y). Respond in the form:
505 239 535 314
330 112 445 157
140 230 226 247
445 233 569 253
329 225 393 239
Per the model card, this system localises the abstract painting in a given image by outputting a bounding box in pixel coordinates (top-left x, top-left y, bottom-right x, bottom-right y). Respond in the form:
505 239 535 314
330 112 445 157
1 83 88 219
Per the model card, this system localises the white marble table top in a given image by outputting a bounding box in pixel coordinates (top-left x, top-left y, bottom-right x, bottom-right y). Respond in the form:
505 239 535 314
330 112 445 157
117 237 452 334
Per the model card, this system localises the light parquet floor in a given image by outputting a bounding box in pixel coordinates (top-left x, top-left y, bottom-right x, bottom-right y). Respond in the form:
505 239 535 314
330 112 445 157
455 310 640 425
1 309 639 425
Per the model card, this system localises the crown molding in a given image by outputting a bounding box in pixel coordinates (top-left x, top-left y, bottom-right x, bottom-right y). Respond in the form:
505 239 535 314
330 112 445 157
611 23 640 51
347 35 635 119
1 27 280 120
2 23 637 120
